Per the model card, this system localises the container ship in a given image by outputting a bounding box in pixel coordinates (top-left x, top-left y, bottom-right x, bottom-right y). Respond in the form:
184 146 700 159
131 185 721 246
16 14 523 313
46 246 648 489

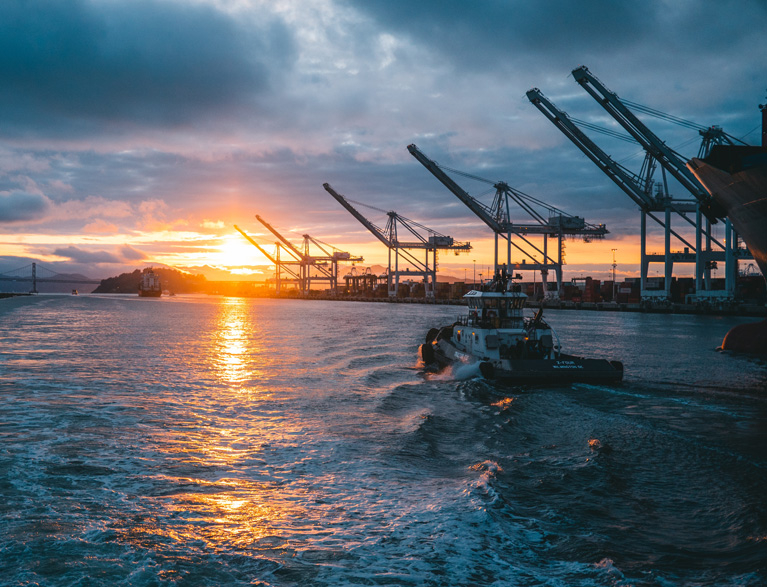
138 269 162 297
687 104 767 353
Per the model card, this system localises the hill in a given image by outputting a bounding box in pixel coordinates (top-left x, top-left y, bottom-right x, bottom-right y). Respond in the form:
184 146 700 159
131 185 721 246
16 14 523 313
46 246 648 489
93 267 208 294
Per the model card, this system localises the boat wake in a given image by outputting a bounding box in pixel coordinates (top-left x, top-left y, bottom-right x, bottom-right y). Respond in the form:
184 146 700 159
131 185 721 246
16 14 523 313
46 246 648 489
426 361 483 381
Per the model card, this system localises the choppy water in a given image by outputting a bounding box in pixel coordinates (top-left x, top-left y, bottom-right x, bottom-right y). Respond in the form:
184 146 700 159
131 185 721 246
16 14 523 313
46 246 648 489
1 294 766 586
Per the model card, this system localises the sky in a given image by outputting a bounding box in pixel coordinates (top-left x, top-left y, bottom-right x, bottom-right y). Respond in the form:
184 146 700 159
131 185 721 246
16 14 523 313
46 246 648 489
1 0 765 283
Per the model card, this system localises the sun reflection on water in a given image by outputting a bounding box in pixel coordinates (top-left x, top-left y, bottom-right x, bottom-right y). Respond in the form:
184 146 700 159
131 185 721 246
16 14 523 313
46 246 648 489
214 297 255 385
121 477 305 554
116 298 327 565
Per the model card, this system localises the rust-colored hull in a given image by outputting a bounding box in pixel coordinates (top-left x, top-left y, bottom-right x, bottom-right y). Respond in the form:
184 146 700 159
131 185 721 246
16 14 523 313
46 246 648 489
688 149 767 280
689 145 767 355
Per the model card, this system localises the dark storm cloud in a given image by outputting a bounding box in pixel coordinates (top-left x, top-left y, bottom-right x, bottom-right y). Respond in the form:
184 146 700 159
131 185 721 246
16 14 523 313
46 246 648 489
344 0 766 70
342 0 654 71
344 0 766 124
0 191 51 222
0 0 295 137
53 245 120 264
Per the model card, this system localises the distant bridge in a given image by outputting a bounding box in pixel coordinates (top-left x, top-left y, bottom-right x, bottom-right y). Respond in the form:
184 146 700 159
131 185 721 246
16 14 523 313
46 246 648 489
0 263 101 293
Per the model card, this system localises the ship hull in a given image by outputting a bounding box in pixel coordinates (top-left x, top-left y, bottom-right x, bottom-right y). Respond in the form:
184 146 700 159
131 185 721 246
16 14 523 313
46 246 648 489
689 146 767 354
138 289 162 297
688 153 767 278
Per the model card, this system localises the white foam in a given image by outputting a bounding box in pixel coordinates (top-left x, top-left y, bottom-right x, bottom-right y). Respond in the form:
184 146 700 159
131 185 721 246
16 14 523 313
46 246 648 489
428 361 482 381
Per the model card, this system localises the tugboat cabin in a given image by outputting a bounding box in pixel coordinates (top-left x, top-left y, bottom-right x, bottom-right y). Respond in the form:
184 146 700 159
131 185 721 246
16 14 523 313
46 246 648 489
451 285 556 361
461 288 527 330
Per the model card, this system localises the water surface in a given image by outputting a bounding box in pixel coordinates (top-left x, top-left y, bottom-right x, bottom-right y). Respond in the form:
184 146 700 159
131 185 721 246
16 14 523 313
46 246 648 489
1 295 765 586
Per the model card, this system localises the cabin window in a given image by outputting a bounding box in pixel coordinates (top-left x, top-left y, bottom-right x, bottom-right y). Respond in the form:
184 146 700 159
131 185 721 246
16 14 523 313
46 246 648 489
509 298 524 309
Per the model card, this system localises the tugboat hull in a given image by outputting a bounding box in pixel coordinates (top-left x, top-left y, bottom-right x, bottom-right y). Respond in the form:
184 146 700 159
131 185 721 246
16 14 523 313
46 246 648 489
420 270 624 385
422 339 623 385
477 355 624 384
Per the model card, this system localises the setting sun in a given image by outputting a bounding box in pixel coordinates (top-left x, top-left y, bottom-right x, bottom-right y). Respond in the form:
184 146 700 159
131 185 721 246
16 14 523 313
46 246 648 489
213 234 270 269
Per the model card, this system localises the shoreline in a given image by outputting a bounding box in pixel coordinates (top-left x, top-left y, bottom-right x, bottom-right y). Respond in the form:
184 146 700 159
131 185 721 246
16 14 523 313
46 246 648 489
5 290 765 318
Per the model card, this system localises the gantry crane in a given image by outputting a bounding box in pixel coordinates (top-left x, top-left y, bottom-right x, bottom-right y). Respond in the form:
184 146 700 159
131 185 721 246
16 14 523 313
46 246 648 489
407 143 607 297
323 182 471 298
234 225 301 294
254 215 363 295
574 66 753 296
528 68 750 301
235 216 362 295
343 266 377 295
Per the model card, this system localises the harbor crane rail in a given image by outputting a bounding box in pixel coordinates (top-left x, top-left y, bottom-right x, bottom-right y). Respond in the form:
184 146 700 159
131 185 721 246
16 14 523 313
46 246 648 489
323 182 471 298
407 143 608 297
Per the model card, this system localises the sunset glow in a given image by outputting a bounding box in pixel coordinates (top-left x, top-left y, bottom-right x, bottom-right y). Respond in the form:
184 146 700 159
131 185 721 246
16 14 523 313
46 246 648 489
0 0 763 285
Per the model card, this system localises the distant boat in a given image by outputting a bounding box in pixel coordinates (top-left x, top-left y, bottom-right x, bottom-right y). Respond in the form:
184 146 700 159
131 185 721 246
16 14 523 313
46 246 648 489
71 289 78 295
138 270 162 298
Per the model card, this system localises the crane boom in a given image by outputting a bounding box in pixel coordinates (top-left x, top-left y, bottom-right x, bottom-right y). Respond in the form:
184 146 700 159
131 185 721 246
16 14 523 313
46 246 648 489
526 87 710 247
526 88 655 210
407 144 504 232
234 225 278 264
323 183 392 247
571 66 724 220
409 142 607 239
255 215 305 261
233 224 301 281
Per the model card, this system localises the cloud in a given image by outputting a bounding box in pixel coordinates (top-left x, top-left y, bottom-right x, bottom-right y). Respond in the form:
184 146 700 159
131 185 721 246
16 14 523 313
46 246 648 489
202 220 225 229
52 245 121 264
0 190 51 222
119 245 148 261
0 0 296 138
83 219 119 233
0 0 765 279
52 196 134 223
0 148 51 173
343 0 654 72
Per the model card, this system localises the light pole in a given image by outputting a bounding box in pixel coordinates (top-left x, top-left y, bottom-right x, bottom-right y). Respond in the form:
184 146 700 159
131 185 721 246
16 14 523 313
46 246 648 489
473 260 476 288
611 248 618 302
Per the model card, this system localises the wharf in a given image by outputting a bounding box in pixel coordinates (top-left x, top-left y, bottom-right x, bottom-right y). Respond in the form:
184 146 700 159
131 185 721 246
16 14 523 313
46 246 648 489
280 293 767 317
535 299 767 317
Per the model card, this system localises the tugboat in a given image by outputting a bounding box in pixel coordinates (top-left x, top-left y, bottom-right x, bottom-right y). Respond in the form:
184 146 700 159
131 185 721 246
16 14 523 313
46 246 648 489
138 269 162 298
420 268 623 384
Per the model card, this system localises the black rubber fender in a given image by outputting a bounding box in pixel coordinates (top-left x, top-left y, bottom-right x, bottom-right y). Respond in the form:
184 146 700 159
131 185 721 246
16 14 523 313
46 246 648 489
425 328 440 344
479 361 495 379
421 343 435 364
609 360 624 373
